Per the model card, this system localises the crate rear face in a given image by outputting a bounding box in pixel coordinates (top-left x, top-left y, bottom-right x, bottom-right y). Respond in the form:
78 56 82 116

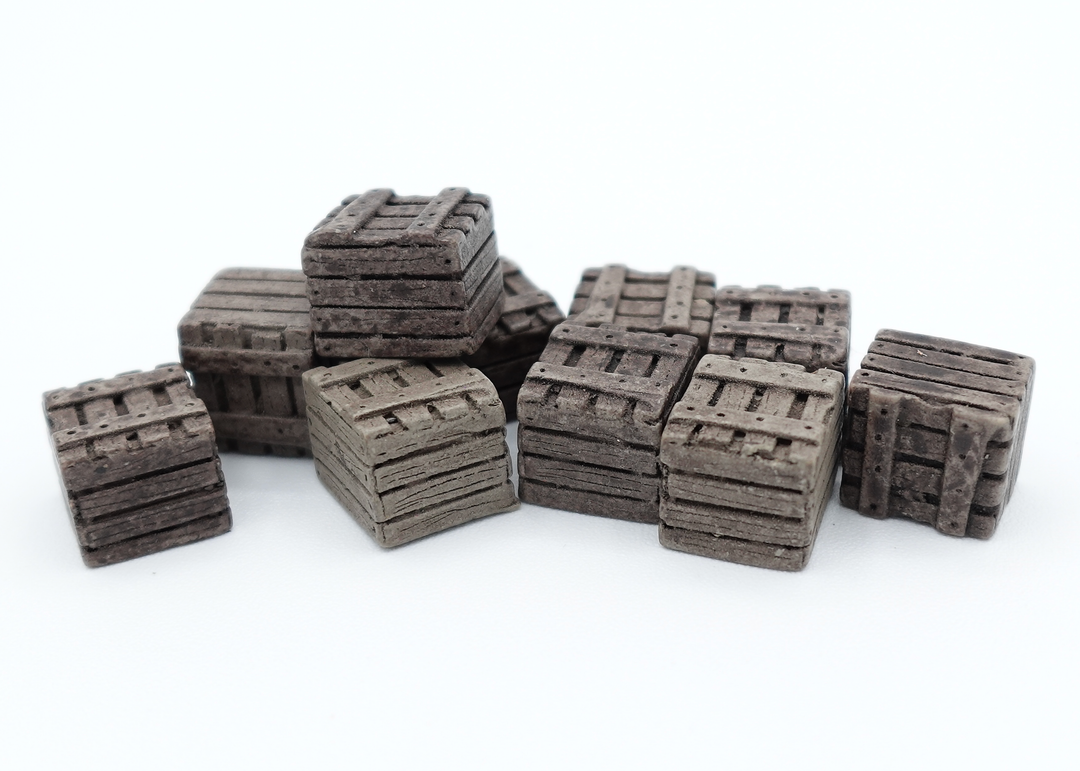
302 188 494 278
517 323 698 446
840 329 1035 538
179 268 315 454
567 265 716 350
709 286 851 376
43 366 231 566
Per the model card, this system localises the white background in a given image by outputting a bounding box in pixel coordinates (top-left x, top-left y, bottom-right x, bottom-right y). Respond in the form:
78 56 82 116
2 2 1077 768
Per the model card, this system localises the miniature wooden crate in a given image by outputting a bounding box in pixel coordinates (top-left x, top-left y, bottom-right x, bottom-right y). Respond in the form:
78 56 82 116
709 286 851 375
303 358 518 547
43 365 231 567
462 258 565 419
517 323 698 523
659 357 845 570
179 268 315 456
566 265 715 351
303 188 503 358
840 329 1034 539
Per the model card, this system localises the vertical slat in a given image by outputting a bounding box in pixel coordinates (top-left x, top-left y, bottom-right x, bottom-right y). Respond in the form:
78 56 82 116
660 267 697 334
858 390 903 518
319 189 394 240
577 265 627 325
124 387 171 443
936 405 991 536
404 187 470 238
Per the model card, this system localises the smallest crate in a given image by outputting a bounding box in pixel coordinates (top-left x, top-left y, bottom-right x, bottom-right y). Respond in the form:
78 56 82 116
43 365 231 567
303 358 518 547
179 268 315 456
840 329 1035 538
660 356 845 571
567 265 716 351
709 286 851 376
462 258 564 419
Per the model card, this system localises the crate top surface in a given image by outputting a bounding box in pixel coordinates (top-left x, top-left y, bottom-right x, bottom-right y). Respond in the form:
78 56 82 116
304 358 504 454
517 323 698 444
851 329 1034 421
661 356 845 479
303 187 492 260
43 365 216 489
480 258 565 345
566 264 715 340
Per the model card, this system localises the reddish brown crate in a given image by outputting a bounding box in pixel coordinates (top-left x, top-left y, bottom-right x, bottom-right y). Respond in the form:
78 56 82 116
179 268 315 455
43 365 231 567
840 329 1034 538
303 358 517 546
709 286 851 375
567 265 715 350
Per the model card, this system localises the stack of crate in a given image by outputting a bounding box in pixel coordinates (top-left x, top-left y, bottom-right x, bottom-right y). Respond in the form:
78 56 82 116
302 187 503 359
179 268 315 456
840 329 1035 538
42 366 231 567
517 323 698 523
303 358 518 547
659 356 845 570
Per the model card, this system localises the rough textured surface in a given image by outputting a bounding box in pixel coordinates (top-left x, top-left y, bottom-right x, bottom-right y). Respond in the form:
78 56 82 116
179 268 315 455
303 188 503 358
517 323 698 523
567 265 716 350
462 258 564 419
709 286 851 376
659 356 845 571
42 365 231 567
840 329 1035 539
303 358 518 547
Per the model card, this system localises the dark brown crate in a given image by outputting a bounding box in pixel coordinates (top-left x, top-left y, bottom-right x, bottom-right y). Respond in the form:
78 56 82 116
517 324 698 523
179 268 315 455
43 365 231 567
567 265 715 350
302 358 517 546
658 356 844 569
709 286 851 375
463 258 565 418
840 330 1034 539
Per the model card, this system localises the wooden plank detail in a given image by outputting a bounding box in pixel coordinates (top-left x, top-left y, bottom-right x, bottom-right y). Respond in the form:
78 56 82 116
857 389 903 518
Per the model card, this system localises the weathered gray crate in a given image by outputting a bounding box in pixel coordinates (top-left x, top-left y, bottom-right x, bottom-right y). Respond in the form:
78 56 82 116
517 323 698 523
462 258 564 419
43 365 231 567
840 329 1034 538
179 268 315 456
566 265 715 350
709 286 851 375
303 358 518 547
659 356 845 570
303 188 503 358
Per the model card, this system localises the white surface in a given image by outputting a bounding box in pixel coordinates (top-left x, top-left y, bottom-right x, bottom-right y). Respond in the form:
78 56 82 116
2 2 1078 768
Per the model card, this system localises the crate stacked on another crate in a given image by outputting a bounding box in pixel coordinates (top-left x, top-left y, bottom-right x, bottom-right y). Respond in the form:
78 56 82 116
179 268 315 456
43 366 231 567
659 357 846 570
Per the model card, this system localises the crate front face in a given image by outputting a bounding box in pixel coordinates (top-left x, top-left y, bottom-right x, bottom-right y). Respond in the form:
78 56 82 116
842 329 1033 537
567 265 715 346
516 323 698 445
305 359 504 460
44 366 217 492
661 357 845 491
179 268 314 378
302 188 494 277
709 286 850 374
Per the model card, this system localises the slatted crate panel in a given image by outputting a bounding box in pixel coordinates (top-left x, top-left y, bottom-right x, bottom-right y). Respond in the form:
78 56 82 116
463 258 565 418
303 188 494 278
840 329 1034 539
303 358 517 546
567 265 716 349
517 323 698 446
179 268 315 455
43 366 231 567
709 286 851 375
